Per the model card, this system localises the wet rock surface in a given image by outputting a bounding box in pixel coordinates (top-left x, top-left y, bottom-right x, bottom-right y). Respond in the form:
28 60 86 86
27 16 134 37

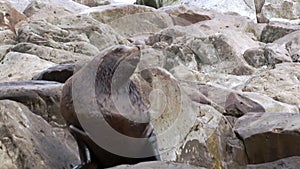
0 0 300 168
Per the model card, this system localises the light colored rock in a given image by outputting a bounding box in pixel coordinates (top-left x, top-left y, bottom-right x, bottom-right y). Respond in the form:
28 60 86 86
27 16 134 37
137 68 245 168
17 14 127 51
110 161 202 169
0 30 15 45
241 92 299 113
0 0 27 32
80 4 173 38
243 63 300 109
160 5 214 26
0 100 79 169
12 43 94 64
178 0 256 21
0 45 12 61
273 30 300 62
73 0 110 7
261 0 300 21
0 52 55 82
80 4 155 23
234 112 300 164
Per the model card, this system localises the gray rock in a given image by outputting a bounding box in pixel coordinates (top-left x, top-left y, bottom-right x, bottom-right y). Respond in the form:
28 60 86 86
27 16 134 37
234 112 300 164
137 68 245 168
0 52 55 82
0 80 65 126
243 63 300 110
73 0 110 7
225 92 265 117
246 156 300 169
243 44 291 68
273 30 300 63
0 0 27 32
32 63 76 83
261 0 300 21
0 30 16 45
110 161 202 169
12 43 93 64
160 5 213 26
260 22 300 43
0 100 79 169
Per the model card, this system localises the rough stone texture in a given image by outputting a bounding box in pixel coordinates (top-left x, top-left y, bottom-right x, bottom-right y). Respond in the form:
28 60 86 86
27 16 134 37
80 4 155 23
12 43 93 64
160 5 213 26
243 63 300 109
246 156 300 169
234 112 300 164
225 92 265 117
260 22 300 43
243 44 292 68
0 30 15 45
32 63 75 83
0 80 64 125
0 100 79 169
80 4 173 38
0 0 27 32
73 0 110 7
136 68 246 168
273 30 300 63
261 0 300 21
110 161 202 169
0 52 55 82
241 92 299 113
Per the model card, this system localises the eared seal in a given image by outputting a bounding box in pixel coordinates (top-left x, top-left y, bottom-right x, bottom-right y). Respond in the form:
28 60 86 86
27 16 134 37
60 46 160 169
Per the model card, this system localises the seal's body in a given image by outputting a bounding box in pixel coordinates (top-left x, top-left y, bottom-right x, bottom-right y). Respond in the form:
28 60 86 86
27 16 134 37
61 46 160 169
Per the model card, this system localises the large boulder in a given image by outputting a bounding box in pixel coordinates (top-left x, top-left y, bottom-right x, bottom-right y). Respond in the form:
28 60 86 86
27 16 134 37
81 4 173 38
0 80 64 125
243 63 300 109
234 112 300 164
0 52 55 82
0 0 27 32
246 156 300 169
0 100 79 169
135 68 247 168
273 30 300 62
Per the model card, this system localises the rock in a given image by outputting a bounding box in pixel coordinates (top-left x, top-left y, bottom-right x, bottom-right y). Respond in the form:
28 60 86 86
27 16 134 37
0 52 55 82
160 5 213 26
260 0 300 21
0 80 65 126
243 63 300 109
0 45 12 61
73 0 110 7
137 68 245 168
32 63 75 83
260 22 300 43
81 4 173 38
225 92 265 117
135 0 164 9
0 100 79 169
0 30 15 45
80 4 155 23
234 112 300 164
243 44 291 68
111 161 202 169
0 0 27 32
177 0 257 21
12 43 94 64
273 30 300 63
246 156 300 169
16 13 125 52
23 0 75 22
241 92 299 113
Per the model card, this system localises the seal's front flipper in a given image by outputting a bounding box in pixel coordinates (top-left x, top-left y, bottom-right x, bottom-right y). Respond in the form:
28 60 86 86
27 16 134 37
69 125 91 164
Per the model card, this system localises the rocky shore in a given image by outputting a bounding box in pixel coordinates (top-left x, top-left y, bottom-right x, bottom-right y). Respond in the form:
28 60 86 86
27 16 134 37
0 0 299 168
